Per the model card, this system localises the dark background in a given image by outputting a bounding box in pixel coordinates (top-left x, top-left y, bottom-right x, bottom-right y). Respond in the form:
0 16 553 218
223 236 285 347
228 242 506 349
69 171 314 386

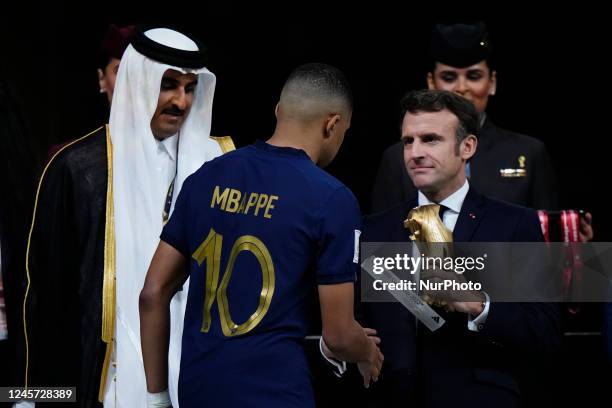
1 3 608 224
1 2 610 404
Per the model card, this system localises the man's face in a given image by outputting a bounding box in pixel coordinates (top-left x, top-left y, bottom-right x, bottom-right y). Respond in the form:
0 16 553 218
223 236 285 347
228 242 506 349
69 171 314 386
402 109 475 199
150 69 198 140
98 57 121 105
427 60 496 114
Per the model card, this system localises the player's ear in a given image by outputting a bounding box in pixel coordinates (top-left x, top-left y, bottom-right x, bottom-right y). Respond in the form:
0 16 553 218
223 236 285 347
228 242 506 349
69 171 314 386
324 114 341 139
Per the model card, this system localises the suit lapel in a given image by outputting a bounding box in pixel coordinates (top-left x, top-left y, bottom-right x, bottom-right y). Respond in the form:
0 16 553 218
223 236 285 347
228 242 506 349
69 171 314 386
453 187 486 242
395 198 418 241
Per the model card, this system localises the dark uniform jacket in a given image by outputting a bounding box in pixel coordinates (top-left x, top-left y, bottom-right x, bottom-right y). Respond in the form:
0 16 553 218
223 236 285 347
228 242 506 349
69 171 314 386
371 118 558 212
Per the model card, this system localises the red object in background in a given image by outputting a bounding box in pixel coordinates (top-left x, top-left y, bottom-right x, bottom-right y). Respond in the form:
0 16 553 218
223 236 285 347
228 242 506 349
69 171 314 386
560 210 582 315
537 210 550 242
539 210 583 315
0 273 7 340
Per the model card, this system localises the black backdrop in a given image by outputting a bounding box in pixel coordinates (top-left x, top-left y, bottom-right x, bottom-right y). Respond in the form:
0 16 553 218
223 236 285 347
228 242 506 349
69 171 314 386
2 3 608 228
2 2 610 404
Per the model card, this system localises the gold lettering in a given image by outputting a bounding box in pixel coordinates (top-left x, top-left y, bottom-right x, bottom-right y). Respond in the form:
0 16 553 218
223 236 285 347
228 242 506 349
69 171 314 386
226 189 242 213
211 186 229 210
244 193 259 215
237 193 248 214
210 187 278 219
264 195 279 219
254 194 269 216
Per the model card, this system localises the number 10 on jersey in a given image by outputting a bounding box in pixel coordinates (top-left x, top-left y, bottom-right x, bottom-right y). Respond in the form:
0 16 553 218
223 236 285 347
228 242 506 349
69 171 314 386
192 228 275 337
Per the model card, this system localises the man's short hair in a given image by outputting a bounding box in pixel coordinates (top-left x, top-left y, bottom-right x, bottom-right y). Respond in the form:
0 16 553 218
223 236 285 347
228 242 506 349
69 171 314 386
279 63 352 121
399 89 480 143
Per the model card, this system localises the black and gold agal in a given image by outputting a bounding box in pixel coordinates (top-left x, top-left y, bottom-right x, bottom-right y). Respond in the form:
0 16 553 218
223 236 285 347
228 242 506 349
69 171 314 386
131 25 207 68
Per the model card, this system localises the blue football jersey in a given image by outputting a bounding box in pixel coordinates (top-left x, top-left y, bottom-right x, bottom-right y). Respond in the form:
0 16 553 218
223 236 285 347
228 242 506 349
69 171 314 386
161 140 361 407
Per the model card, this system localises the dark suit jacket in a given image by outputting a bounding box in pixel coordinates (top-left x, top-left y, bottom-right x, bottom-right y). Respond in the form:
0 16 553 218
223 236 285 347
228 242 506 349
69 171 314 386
361 187 562 408
371 118 559 213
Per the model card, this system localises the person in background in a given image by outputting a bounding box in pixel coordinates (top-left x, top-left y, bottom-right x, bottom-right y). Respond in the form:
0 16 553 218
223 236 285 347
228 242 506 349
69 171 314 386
97 24 136 106
371 22 592 241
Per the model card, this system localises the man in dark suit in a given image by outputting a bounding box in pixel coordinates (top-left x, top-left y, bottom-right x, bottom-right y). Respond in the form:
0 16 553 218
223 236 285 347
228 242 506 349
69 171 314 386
372 22 558 213
361 89 561 407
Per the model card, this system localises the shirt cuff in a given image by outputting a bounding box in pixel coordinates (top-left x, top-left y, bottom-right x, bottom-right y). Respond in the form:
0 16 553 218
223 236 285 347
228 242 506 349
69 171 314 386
467 292 490 332
146 390 171 408
319 336 347 377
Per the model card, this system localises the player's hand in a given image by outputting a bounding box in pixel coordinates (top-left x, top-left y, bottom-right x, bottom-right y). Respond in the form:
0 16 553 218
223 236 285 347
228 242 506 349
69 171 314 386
358 338 384 388
322 328 380 360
